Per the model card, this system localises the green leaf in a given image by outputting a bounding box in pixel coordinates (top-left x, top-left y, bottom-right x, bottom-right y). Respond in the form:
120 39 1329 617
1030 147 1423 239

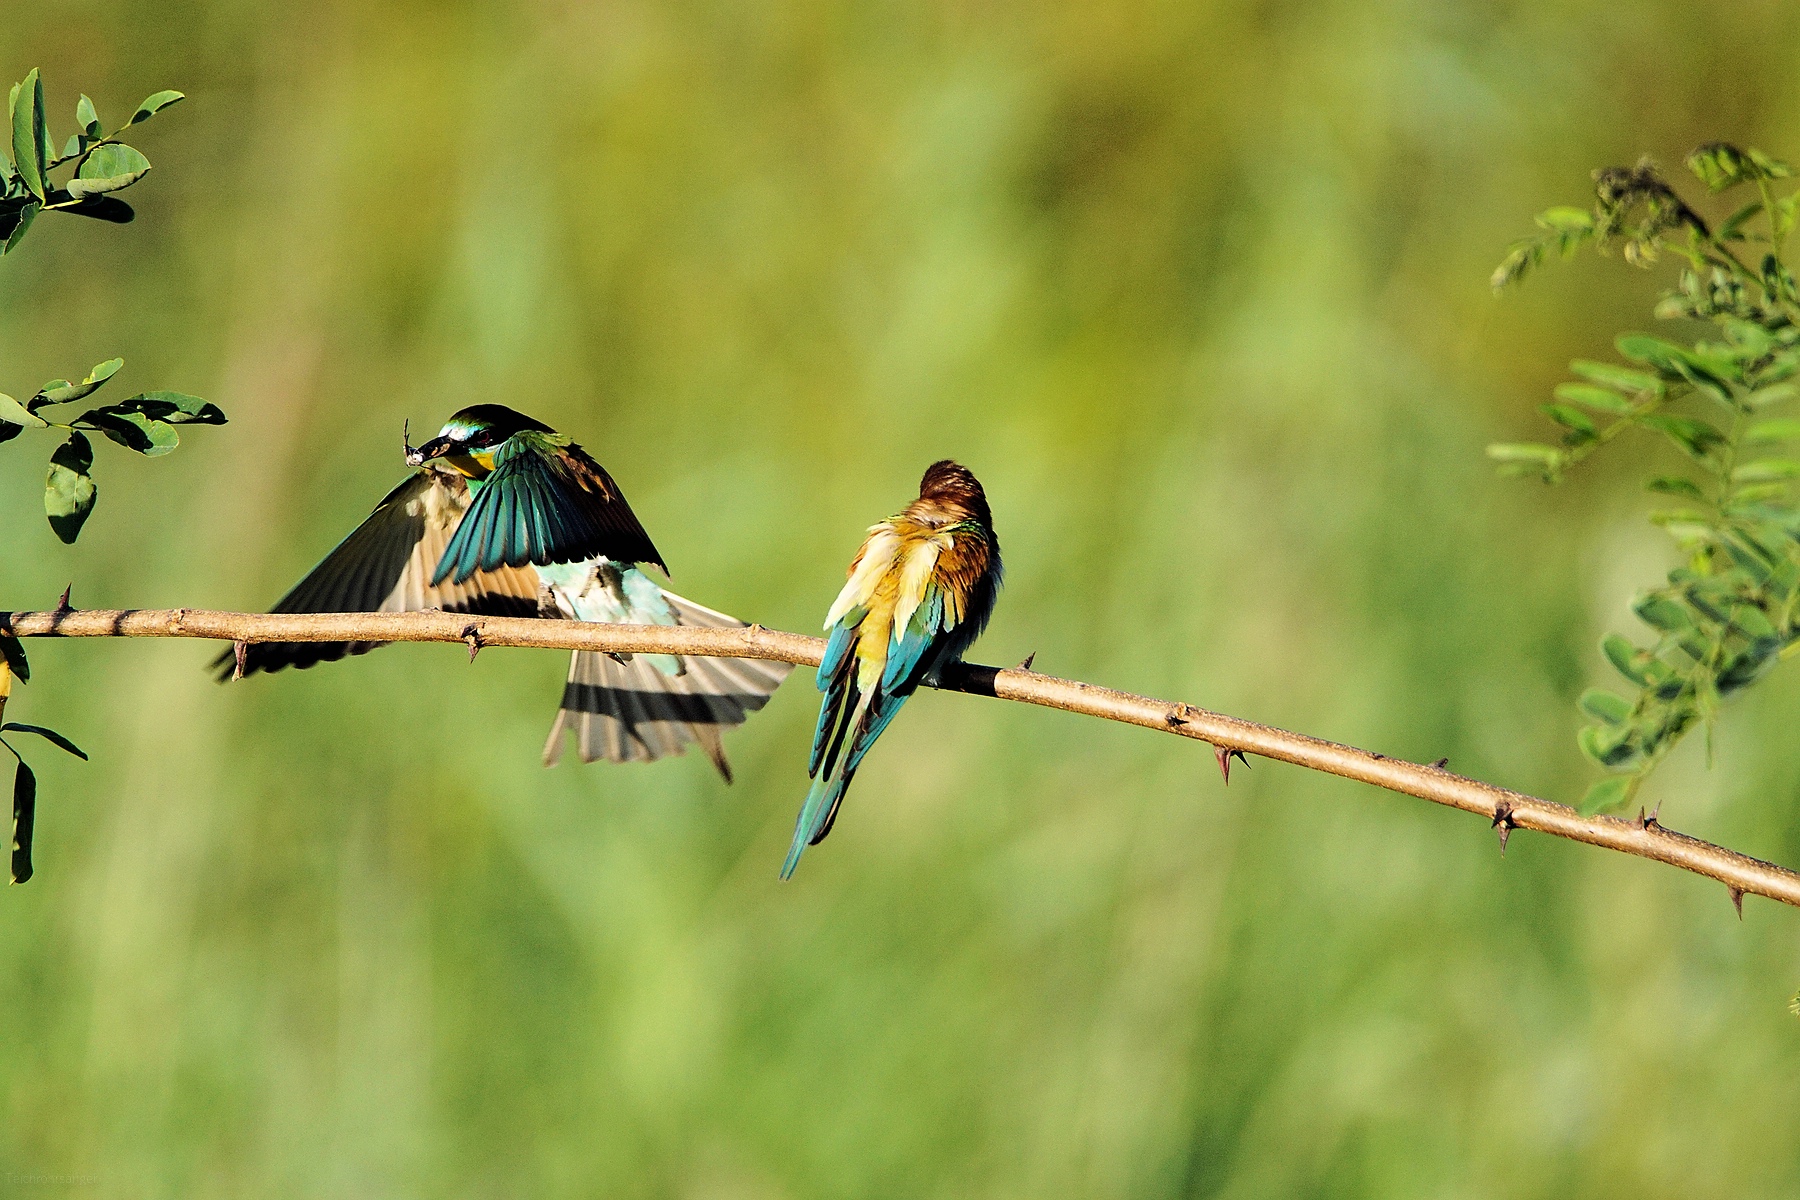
1729 605 1777 641
1540 403 1598 439
68 144 150 198
1579 775 1634 815
1748 383 1798 409
60 133 81 160
1571 360 1662 395
1619 335 1735 400
0 392 45 428
1746 418 1800 445
1748 147 1793 179
1718 643 1780 694
75 94 99 138
10 759 34 885
1554 382 1633 415
1637 414 1726 461
1719 535 1776 584
43 432 96 544
81 408 179 456
1717 199 1764 241
10 69 45 202
0 724 86 760
1646 476 1705 500
1615 333 1693 380
1688 143 1748 190
124 90 183 128
1 200 38 255
1727 483 1790 507
1491 243 1536 292
112 390 225 425
1722 319 1775 357
1486 442 1561 464
1579 688 1633 725
1536 206 1594 232
35 99 52 176
1686 143 1791 190
1578 724 1638 769
1599 633 1677 687
30 358 122 410
1602 633 1644 682
1633 594 1692 633
1731 459 1800 484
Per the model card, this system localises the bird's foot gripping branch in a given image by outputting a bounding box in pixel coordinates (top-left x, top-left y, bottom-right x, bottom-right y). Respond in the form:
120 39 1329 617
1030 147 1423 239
8 606 1800 912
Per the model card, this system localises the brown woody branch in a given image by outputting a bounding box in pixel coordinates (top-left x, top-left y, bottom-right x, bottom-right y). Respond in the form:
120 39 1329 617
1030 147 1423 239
7 606 1799 911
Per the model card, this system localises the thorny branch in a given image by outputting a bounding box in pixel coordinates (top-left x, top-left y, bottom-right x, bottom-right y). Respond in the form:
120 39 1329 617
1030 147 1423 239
7 606 1800 911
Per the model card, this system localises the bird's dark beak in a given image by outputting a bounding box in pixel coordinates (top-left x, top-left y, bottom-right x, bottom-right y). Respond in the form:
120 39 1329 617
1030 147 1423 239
407 435 456 467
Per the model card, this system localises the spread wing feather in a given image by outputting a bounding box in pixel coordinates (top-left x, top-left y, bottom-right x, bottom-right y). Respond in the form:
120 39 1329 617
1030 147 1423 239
543 588 792 779
433 435 665 585
217 470 540 679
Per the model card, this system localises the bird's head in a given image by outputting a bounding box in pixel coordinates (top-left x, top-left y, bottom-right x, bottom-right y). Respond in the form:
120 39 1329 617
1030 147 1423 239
917 459 992 528
406 404 556 477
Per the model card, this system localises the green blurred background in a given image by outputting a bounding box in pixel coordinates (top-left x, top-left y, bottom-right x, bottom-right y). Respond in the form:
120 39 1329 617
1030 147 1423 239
5 1 1800 1196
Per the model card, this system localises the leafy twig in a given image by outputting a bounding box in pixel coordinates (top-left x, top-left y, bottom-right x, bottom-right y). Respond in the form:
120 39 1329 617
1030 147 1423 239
2 359 226 542
1493 144 1800 813
3 68 183 254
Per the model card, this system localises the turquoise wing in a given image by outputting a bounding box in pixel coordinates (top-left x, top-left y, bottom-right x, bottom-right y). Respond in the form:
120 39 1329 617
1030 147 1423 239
433 435 665 585
808 611 864 777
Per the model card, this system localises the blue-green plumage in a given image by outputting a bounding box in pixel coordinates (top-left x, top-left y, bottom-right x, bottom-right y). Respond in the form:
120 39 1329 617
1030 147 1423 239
428 429 665 586
220 403 791 778
782 461 1000 879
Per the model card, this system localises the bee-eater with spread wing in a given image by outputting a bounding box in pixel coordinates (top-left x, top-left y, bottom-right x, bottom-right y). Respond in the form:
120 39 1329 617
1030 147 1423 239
782 460 1001 878
220 404 792 778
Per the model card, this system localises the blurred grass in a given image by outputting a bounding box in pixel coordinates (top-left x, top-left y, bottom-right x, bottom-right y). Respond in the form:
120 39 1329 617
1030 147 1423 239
5 1 1800 1196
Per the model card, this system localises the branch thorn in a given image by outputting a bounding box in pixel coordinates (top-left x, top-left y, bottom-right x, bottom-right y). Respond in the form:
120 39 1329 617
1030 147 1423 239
1017 652 1036 672
1637 807 1663 832
1431 757 1449 770
232 640 247 681
462 623 483 662
55 585 73 614
1492 803 1516 855
1166 703 1193 728
1214 744 1249 785
1731 886 1745 920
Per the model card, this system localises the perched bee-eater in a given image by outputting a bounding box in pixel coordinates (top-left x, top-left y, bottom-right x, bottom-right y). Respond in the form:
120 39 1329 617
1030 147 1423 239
784 460 1001 878
220 404 791 778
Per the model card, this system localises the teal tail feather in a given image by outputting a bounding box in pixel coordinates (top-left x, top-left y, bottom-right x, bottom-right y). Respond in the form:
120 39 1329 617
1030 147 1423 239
784 683 875 879
781 771 850 879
